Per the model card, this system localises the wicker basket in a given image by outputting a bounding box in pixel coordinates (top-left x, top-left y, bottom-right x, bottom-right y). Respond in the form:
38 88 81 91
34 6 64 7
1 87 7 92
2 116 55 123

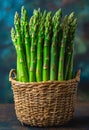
9 69 80 127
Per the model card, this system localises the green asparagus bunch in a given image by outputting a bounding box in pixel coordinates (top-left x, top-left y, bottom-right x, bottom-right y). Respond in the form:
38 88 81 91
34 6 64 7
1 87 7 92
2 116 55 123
11 7 77 82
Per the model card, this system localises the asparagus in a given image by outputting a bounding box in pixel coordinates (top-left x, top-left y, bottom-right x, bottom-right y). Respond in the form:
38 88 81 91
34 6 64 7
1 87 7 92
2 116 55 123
67 18 77 79
50 9 62 80
43 12 52 81
64 13 74 80
64 12 77 80
11 7 77 82
11 28 17 52
42 10 47 19
29 16 34 37
21 6 25 50
22 8 31 81
14 12 28 82
58 16 69 81
36 11 46 81
11 28 21 81
29 9 40 82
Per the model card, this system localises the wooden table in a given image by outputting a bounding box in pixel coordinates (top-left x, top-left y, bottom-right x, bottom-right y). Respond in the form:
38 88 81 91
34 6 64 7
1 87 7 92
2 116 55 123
0 102 89 130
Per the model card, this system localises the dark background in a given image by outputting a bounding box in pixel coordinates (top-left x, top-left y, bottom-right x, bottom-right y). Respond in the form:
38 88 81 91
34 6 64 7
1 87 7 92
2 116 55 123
0 0 89 103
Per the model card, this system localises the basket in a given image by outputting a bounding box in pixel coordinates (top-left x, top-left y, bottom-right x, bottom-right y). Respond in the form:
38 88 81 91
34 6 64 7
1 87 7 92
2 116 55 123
9 69 80 127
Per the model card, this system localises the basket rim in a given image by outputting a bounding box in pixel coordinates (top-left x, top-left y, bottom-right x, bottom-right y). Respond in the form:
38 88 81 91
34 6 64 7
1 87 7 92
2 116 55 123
9 69 81 85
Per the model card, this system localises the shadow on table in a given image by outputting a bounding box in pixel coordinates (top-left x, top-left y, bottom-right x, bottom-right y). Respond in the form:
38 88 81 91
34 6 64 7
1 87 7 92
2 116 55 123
60 116 89 128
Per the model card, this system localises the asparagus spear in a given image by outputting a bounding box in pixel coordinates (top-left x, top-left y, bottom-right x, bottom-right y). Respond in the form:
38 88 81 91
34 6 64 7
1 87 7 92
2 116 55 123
64 12 77 80
29 9 40 82
11 28 17 52
58 16 69 81
21 6 25 50
50 9 62 80
36 11 46 81
67 18 77 79
42 10 47 19
64 12 74 79
22 8 31 81
11 28 21 81
14 12 28 82
43 12 52 81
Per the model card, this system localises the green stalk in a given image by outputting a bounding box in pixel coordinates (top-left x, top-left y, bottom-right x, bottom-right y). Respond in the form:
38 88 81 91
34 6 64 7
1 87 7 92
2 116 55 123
64 12 77 80
64 12 75 80
67 18 77 79
29 9 40 82
58 16 69 81
11 28 20 81
23 8 31 81
14 12 28 82
21 6 25 51
24 23 30 81
36 11 46 82
50 9 62 80
43 12 52 81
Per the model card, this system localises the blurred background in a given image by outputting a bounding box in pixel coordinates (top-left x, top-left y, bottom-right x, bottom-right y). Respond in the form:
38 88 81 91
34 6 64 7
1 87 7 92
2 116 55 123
0 0 89 103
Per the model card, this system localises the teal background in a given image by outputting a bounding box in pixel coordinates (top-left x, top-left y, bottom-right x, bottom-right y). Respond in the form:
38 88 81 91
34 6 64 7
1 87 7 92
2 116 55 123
0 0 89 102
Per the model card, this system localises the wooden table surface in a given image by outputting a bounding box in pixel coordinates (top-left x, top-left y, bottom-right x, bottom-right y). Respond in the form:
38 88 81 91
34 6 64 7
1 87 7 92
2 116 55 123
0 102 89 130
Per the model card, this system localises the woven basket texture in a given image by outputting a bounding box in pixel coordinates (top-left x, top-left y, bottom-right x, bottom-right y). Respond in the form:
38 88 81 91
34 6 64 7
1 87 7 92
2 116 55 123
9 69 80 127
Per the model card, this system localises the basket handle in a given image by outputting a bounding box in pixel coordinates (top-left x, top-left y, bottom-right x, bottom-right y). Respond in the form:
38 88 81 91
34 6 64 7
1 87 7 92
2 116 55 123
9 69 16 81
75 69 81 82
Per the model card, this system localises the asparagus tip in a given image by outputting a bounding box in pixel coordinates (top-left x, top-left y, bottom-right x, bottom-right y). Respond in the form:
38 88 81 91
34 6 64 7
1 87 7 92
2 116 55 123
56 8 62 16
38 8 41 12
11 27 14 33
74 18 78 24
21 6 25 12
15 11 19 16
14 11 19 21
11 27 16 43
69 12 75 20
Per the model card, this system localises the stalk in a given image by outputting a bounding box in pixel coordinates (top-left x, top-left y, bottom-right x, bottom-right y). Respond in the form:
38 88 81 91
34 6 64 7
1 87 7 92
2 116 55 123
36 11 46 81
67 18 77 79
11 28 20 81
29 9 40 82
14 12 28 82
24 23 30 81
64 12 75 80
21 6 25 51
50 9 62 80
43 12 52 81
64 12 77 80
23 8 31 81
58 16 69 81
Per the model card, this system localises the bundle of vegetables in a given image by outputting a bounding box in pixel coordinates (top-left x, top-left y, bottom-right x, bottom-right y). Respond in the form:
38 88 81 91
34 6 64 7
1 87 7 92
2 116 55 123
11 6 77 82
